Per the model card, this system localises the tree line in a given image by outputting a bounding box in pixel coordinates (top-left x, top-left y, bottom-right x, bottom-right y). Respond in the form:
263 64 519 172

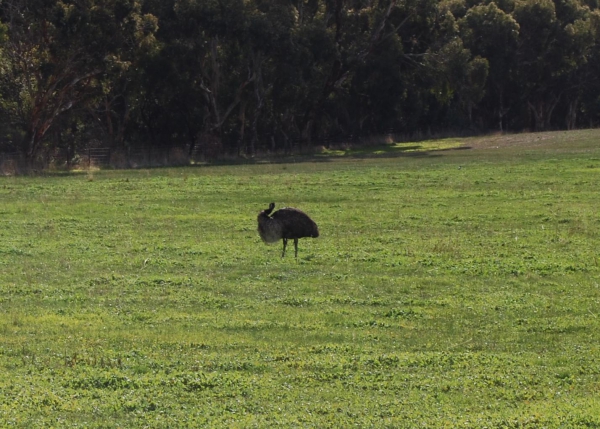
1 0 599 167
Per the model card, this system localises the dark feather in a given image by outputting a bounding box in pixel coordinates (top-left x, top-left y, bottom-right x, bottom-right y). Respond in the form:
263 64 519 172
271 207 319 239
257 203 319 257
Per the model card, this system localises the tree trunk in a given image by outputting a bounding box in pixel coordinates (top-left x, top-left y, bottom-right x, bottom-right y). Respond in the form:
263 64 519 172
238 101 246 156
198 37 255 157
497 88 508 133
566 97 579 130
528 94 560 131
298 0 397 147
249 50 269 156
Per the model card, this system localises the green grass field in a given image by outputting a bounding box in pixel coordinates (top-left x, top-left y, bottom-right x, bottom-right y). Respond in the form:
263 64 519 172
1 129 600 427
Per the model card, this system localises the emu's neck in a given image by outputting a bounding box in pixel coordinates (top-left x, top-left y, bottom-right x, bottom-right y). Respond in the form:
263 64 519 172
258 210 272 222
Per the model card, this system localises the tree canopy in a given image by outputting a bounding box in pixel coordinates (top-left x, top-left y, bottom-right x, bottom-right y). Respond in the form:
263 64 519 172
1 0 600 166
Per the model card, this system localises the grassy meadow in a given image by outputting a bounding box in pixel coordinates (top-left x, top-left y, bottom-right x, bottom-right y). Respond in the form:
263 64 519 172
1 129 600 427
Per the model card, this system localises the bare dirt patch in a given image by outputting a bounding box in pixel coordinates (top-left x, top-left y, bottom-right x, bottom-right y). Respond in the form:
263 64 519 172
462 129 600 151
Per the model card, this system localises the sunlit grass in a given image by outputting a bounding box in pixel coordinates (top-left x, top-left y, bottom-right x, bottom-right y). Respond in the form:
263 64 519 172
317 138 464 156
1 129 600 427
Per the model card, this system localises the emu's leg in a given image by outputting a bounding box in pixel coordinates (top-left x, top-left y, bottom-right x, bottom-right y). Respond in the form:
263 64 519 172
282 238 287 257
294 238 298 258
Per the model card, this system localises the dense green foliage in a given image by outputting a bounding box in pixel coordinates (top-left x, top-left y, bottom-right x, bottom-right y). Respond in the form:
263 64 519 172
1 130 600 427
1 0 600 165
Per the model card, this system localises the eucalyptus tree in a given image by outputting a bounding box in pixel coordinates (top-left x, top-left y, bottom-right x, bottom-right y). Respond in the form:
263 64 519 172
0 22 22 153
423 38 489 129
512 0 566 130
345 0 444 135
513 0 600 130
459 2 520 131
244 1 297 154
289 0 405 144
133 0 292 156
575 9 600 128
0 0 158 165
162 0 257 156
87 4 159 151
561 9 600 129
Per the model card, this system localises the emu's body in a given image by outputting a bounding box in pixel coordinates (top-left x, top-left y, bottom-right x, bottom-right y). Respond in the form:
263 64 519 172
257 203 319 258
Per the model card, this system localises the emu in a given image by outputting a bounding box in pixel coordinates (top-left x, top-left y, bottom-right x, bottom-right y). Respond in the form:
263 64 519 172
257 202 319 258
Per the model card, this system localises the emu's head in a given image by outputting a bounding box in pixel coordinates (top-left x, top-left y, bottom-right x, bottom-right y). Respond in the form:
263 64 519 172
258 202 275 219
264 202 275 216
